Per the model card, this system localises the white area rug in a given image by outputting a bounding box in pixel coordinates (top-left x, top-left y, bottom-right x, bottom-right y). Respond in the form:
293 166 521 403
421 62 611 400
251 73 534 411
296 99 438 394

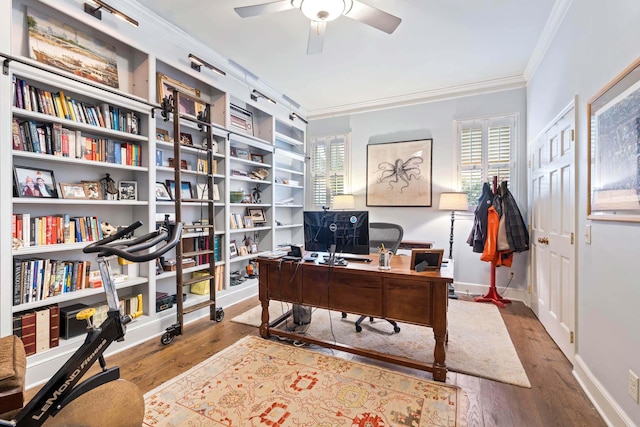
231 299 531 388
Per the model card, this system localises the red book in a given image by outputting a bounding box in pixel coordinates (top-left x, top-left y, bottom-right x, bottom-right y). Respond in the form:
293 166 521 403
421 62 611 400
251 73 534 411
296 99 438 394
49 305 60 348
20 311 37 356
45 216 53 245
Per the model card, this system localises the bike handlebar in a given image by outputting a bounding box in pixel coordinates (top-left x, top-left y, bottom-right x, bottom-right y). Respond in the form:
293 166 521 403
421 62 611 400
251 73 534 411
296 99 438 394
83 221 183 263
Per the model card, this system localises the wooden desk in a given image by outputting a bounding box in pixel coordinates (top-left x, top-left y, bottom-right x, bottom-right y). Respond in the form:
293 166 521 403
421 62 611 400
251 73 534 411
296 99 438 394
258 254 454 382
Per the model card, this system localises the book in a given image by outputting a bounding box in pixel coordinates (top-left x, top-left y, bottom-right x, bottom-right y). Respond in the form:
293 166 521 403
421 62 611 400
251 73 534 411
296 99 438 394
49 305 60 349
20 311 37 356
35 307 50 353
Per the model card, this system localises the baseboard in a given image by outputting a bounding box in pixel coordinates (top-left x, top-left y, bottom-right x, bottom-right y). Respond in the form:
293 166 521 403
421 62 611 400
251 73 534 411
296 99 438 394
452 280 530 305
24 287 259 389
573 355 636 427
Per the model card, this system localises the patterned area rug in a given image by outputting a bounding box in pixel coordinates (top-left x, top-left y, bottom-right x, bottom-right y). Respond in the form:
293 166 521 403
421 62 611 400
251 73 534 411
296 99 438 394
143 336 467 426
231 299 531 388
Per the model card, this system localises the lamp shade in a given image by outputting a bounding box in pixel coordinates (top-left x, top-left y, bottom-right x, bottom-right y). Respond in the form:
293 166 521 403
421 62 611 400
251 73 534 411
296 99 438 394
439 192 468 211
332 194 355 210
296 0 352 21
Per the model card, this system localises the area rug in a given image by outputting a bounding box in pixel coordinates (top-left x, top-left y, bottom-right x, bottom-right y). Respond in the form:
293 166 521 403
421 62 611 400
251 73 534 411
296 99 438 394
143 335 468 426
231 299 531 388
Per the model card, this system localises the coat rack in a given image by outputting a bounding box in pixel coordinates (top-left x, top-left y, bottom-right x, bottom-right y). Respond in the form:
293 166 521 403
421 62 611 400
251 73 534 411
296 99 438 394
474 176 512 308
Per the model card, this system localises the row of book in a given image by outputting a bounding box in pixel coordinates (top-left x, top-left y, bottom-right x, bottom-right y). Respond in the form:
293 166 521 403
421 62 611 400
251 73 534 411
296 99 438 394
13 77 141 135
182 235 222 265
12 119 142 166
13 305 59 356
13 258 94 305
12 214 105 247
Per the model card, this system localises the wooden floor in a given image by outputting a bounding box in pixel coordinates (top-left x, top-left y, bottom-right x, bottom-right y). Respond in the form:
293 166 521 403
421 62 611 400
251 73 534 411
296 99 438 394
27 296 606 426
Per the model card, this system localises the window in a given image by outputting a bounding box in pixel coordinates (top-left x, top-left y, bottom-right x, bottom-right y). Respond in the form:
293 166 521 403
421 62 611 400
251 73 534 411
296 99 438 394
308 133 350 207
457 115 516 204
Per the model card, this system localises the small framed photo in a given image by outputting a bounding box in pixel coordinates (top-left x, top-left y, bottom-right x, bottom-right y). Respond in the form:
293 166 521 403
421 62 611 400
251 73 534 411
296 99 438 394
250 243 258 254
410 248 444 271
14 166 58 198
156 128 169 142
230 146 238 157
244 216 254 228
179 132 193 145
196 158 208 173
166 180 192 200
155 182 172 201
118 180 138 201
82 181 102 200
229 240 238 258
155 149 163 166
251 153 264 163
239 246 249 257
59 183 87 199
236 148 250 160
247 207 266 224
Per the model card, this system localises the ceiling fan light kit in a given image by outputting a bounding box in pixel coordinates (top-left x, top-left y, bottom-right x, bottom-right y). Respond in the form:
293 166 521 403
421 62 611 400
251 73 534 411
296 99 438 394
291 0 353 21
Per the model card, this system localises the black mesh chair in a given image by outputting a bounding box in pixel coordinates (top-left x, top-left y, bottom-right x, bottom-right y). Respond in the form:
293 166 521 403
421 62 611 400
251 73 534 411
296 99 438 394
342 222 404 333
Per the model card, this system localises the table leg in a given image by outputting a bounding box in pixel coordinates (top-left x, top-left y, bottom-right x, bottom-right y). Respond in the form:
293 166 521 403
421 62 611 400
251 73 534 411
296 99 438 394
259 300 270 338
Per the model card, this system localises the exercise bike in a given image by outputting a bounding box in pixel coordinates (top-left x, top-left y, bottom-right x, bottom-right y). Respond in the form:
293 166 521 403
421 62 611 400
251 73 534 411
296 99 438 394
1 219 182 427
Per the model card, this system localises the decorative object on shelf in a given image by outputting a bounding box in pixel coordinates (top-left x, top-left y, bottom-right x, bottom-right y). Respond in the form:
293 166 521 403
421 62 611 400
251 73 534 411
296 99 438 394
168 158 188 170
196 158 208 173
166 180 193 200
244 216 254 228
247 207 266 224
235 148 250 160
188 53 226 76
156 128 169 141
118 180 137 200
230 190 245 203
230 104 254 135
155 182 172 201
229 240 238 258
157 72 204 117
14 165 58 198
100 173 118 201
251 153 264 163
179 132 193 145
83 0 139 27
59 183 87 199
99 222 118 237
252 184 262 203
155 149 163 166
82 181 102 200
28 7 121 88
239 246 249 256
366 139 432 207
587 56 640 221
249 168 269 180
250 89 276 105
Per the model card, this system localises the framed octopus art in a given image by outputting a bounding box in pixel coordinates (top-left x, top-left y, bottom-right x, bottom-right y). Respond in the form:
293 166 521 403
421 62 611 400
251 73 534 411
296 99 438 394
366 139 432 207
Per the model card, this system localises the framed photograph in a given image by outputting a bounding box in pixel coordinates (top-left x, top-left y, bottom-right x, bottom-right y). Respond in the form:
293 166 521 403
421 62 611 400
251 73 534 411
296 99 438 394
118 180 137 201
59 183 87 199
410 248 444 271
587 56 640 221
157 72 204 117
244 216 254 228
251 153 264 163
168 158 188 170
166 180 192 200
14 166 58 198
179 132 193 146
82 181 102 200
155 149 163 166
156 128 169 142
196 158 208 173
230 104 254 135
247 207 266 224
235 148 250 160
27 7 119 89
155 182 172 201
229 240 238 258
250 243 259 254
366 139 433 207
239 246 249 257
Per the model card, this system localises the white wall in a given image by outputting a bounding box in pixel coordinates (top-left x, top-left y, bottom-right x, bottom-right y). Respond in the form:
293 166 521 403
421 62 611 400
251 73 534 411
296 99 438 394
307 88 529 298
528 1 640 424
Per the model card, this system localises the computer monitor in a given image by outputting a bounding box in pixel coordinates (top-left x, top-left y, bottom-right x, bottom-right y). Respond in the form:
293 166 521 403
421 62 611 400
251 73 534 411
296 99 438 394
303 210 370 255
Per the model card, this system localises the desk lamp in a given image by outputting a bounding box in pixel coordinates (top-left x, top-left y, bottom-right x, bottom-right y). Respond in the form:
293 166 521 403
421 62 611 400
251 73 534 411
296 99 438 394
439 192 469 299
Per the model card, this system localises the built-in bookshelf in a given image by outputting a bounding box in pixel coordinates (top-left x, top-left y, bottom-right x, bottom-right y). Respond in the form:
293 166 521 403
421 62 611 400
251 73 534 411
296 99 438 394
1 0 306 387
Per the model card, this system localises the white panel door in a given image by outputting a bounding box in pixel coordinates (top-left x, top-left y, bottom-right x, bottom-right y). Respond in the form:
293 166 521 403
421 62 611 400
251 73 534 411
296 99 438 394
529 105 576 362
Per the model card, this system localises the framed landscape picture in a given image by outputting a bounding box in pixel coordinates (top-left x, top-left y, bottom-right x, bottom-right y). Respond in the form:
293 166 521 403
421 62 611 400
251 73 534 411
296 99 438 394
156 72 204 117
366 139 432 207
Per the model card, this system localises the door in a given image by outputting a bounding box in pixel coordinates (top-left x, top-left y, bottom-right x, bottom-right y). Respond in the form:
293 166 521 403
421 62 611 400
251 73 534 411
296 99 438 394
529 102 576 362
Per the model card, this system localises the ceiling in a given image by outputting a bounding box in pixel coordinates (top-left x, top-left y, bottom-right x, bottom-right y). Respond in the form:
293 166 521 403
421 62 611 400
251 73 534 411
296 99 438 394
133 0 557 118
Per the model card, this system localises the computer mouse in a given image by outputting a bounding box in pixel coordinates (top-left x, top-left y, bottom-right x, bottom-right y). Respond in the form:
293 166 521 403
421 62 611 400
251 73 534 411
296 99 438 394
311 252 318 258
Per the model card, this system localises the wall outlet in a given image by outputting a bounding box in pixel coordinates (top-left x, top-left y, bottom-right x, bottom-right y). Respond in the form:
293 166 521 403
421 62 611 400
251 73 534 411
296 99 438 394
628 369 639 403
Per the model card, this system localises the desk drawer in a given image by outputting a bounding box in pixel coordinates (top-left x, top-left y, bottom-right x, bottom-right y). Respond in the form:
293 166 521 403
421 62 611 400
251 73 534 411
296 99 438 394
301 269 383 316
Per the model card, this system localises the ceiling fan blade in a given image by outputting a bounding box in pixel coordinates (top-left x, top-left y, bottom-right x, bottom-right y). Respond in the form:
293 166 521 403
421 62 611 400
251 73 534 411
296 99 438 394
345 0 401 34
234 0 294 18
307 21 326 55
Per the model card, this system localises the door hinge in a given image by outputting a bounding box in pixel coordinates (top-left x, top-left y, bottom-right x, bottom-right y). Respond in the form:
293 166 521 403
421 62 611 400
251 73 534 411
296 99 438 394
570 331 574 344
571 232 574 245
571 129 575 141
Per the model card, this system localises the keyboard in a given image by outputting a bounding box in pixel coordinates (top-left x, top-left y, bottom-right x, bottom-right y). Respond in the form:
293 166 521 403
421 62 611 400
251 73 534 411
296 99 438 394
323 254 372 263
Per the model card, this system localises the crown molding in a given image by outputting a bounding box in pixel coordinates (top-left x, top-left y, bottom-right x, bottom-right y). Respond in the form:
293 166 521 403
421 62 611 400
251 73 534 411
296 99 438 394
307 75 527 120
523 0 573 82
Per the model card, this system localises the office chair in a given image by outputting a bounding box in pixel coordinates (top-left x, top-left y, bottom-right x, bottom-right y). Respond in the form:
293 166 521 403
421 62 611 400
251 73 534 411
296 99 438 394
343 222 404 333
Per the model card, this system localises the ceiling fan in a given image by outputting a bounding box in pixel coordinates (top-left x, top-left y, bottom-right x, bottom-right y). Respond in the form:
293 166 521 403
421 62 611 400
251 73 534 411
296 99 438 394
234 0 402 54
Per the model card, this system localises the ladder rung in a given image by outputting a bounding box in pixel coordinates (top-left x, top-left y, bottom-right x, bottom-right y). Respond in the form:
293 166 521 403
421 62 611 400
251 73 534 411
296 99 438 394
182 300 216 315
182 198 214 203
182 249 214 258
182 274 214 287
183 224 214 230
